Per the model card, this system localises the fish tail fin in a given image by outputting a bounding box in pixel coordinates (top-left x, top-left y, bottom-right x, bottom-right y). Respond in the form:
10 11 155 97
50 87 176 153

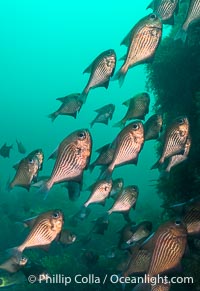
38 180 53 200
100 165 113 180
151 158 163 170
47 111 59 122
113 119 125 129
174 28 187 43
89 162 95 173
90 120 95 128
6 247 22 263
113 66 128 87
79 89 89 104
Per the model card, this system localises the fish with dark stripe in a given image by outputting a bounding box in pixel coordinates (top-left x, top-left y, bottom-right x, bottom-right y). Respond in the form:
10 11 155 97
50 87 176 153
151 116 189 169
113 14 162 86
41 129 92 194
9 210 64 262
147 0 179 25
175 0 200 42
80 49 116 103
144 114 163 141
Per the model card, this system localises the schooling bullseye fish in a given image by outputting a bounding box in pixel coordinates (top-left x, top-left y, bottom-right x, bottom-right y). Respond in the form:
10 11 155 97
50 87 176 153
9 155 40 191
90 103 115 127
114 93 150 128
48 93 82 121
79 49 116 103
0 143 13 158
151 116 190 169
9 210 64 262
40 129 92 195
103 121 144 177
147 0 179 25
113 13 162 87
144 114 163 141
175 0 200 42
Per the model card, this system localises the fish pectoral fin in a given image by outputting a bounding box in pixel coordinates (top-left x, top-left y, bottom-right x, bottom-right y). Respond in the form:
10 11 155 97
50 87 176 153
68 111 78 119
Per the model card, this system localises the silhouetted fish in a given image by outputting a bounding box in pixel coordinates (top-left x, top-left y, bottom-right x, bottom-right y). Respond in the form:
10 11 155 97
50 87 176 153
59 229 76 245
114 93 150 128
90 103 115 127
63 181 82 201
89 143 114 172
110 178 124 199
48 93 82 121
0 143 13 158
113 14 162 86
80 49 116 103
175 0 200 42
144 114 163 141
0 256 28 273
16 140 26 154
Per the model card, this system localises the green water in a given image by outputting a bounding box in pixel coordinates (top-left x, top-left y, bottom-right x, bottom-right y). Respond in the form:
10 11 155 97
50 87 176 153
0 1 170 290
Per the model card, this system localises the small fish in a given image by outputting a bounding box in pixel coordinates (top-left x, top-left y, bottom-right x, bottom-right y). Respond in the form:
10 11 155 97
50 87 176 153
163 135 191 173
89 143 114 172
80 49 116 103
118 222 137 249
84 179 112 207
90 216 109 235
48 93 82 121
90 104 115 127
151 116 190 169
9 210 64 262
147 0 179 25
59 229 76 245
9 155 40 191
104 121 144 177
143 220 187 278
0 272 26 288
0 256 28 273
114 13 162 86
0 143 13 158
110 178 124 199
63 181 82 201
16 140 26 154
114 93 150 128
175 0 200 42
144 114 163 141
40 129 92 194
121 221 153 249
108 185 139 215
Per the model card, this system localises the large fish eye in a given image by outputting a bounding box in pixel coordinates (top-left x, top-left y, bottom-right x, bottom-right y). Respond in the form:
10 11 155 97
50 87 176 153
52 212 60 219
78 131 86 140
178 118 184 124
132 123 139 130
105 186 109 191
175 220 181 226
150 14 157 20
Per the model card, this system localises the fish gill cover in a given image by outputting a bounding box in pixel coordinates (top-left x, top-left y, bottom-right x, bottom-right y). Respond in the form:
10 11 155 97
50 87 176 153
0 0 199 291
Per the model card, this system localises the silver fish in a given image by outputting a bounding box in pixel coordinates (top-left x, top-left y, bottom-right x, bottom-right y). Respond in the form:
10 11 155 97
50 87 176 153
114 14 162 86
80 49 116 103
90 104 115 127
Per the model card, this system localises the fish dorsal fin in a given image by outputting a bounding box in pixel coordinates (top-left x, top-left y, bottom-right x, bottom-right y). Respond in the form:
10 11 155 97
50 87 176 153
146 0 154 10
95 143 110 154
23 216 38 228
120 30 132 47
99 80 110 89
141 232 156 252
83 62 93 74
48 148 58 160
85 182 97 192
